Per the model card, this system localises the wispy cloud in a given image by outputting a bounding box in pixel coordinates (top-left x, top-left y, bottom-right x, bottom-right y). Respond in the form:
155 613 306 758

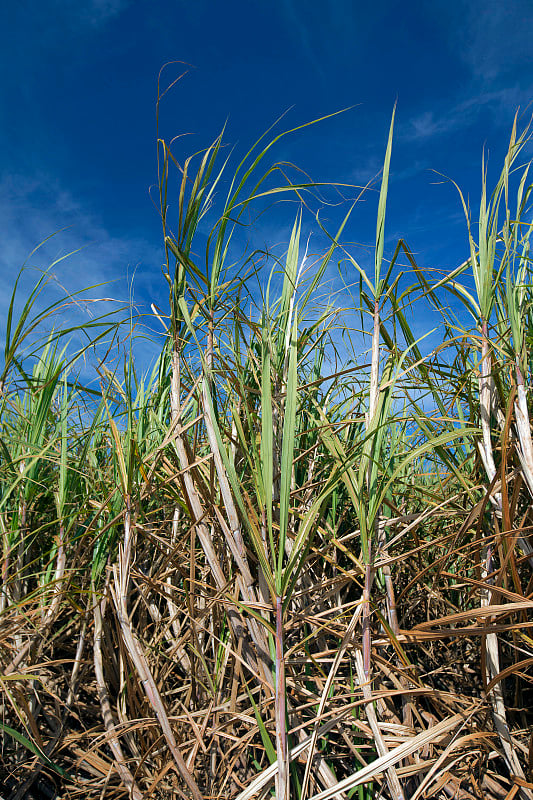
1 0 129 61
399 0 533 145
405 110 457 143
403 88 527 143
0 172 164 378
351 154 428 185
279 0 326 83
83 0 128 26
453 0 533 83
350 156 383 186
47 0 128 31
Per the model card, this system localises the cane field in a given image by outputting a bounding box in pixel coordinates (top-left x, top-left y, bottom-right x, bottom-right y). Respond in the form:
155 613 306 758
1 107 533 800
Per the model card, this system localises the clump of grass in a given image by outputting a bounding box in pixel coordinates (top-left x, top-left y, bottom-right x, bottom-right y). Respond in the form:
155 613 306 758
1 97 533 800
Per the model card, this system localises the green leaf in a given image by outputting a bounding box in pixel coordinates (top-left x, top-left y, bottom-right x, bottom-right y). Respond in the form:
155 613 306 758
0 722 73 779
277 314 298 586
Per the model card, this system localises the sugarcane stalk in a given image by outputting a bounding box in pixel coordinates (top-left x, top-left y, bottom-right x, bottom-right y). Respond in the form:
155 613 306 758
93 586 143 800
355 651 405 800
363 297 380 680
478 320 501 511
512 360 533 564
477 324 532 798
171 340 272 686
112 492 203 800
275 595 288 800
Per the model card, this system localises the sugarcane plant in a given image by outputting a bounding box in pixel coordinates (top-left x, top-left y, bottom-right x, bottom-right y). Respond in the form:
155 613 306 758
3 99 533 800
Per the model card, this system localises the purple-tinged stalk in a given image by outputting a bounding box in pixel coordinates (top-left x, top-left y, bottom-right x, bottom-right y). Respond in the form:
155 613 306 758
275 595 288 800
362 539 373 681
513 362 533 563
478 319 500 512
13 491 27 605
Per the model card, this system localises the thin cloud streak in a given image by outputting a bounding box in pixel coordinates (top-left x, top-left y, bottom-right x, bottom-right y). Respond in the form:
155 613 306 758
0 172 164 379
403 88 529 143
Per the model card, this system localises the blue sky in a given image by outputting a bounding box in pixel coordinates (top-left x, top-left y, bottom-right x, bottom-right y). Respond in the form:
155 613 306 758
1 0 533 372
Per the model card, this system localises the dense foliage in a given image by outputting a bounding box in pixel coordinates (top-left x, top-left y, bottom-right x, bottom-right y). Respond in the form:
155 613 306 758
1 109 533 800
